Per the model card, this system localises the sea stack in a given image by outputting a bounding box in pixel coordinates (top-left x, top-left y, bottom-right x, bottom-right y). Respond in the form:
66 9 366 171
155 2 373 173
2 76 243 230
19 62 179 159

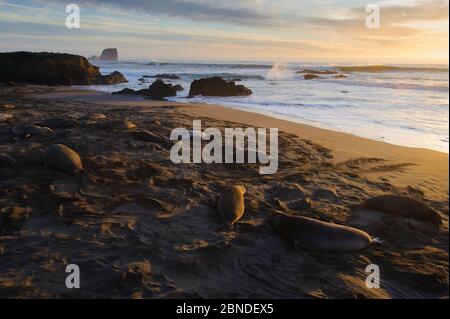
99 48 119 61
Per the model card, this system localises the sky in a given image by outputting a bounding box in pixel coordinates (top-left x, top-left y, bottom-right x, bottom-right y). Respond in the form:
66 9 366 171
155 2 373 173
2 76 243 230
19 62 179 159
0 0 448 64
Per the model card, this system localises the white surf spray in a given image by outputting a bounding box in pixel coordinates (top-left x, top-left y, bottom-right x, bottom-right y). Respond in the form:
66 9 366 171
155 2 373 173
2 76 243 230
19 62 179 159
265 63 295 80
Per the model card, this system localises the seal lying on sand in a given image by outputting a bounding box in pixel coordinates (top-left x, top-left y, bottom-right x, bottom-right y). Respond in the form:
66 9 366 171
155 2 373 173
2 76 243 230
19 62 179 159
270 212 373 252
39 118 78 129
101 120 137 130
44 144 83 175
0 114 13 122
359 195 442 225
44 144 113 199
218 186 246 229
0 104 15 110
12 125 53 137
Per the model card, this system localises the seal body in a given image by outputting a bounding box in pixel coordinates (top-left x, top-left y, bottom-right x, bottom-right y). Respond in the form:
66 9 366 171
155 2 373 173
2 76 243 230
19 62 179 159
45 144 83 175
270 212 373 252
0 114 13 122
360 195 442 225
12 125 53 137
218 186 246 228
102 120 137 130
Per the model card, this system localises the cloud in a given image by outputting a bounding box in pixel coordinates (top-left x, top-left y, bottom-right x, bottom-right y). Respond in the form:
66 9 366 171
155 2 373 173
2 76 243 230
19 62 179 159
39 0 278 26
299 0 448 43
349 0 449 23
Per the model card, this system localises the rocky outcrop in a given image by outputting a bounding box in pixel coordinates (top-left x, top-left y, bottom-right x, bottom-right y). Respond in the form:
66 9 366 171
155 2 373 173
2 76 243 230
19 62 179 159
173 84 184 91
189 77 252 97
101 71 127 85
149 74 180 80
0 52 127 86
303 74 323 80
297 69 337 75
112 79 177 100
99 48 118 61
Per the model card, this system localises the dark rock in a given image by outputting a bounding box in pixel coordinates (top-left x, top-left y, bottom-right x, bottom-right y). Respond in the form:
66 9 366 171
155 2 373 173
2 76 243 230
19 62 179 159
101 71 127 85
303 74 323 80
150 74 180 80
173 84 184 91
189 77 252 97
112 88 136 95
0 52 127 85
145 80 178 99
99 48 118 61
113 80 178 100
297 69 337 75
334 74 348 79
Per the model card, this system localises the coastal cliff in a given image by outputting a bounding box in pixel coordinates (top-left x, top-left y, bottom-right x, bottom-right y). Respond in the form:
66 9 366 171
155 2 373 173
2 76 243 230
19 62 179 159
0 52 127 85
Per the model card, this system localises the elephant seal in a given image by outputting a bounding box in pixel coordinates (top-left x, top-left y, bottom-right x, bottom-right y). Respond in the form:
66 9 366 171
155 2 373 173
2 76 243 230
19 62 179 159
39 118 78 129
102 120 137 130
0 114 13 122
131 130 166 143
270 212 373 252
12 125 53 137
44 144 112 200
0 104 15 110
44 144 83 175
83 113 107 121
218 185 246 229
359 195 442 225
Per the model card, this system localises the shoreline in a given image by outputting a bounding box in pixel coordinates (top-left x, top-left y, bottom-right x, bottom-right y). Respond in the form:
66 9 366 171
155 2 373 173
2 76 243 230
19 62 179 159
37 86 449 199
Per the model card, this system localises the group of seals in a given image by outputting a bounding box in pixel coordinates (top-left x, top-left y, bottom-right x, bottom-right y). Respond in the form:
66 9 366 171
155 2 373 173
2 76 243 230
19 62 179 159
217 187 443 252
359 195 442 225
217 186 374 252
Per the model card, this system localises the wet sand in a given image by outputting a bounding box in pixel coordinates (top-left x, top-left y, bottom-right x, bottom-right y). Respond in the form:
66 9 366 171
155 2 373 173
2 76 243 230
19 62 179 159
0 86 448 298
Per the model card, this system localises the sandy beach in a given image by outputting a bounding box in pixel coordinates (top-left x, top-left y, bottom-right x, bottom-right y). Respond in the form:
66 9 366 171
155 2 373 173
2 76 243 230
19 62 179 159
0 85 448 298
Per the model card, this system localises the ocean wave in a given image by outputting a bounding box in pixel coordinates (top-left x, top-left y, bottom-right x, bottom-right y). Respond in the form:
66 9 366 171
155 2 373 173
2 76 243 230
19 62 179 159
326 78 449 92
146 62 271 69
176 72 265 80
336 65 449 73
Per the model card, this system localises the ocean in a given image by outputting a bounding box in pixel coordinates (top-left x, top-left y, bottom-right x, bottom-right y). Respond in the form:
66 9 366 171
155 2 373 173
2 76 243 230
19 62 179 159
85 61 449 153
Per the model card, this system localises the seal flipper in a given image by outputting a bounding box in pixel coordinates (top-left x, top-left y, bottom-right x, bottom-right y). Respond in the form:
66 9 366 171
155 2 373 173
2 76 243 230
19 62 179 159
78 171 112 199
